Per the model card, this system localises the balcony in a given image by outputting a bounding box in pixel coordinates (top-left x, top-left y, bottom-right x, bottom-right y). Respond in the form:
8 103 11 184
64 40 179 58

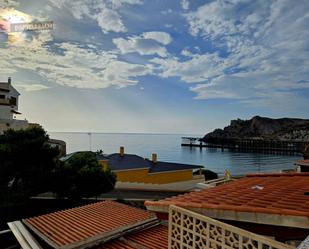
168 205 294 249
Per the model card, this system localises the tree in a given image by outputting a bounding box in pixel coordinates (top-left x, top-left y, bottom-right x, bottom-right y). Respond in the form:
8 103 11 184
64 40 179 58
52 152 116 200
0 127 59 203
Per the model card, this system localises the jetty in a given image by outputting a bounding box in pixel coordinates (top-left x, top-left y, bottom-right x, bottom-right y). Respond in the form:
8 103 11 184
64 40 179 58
181 137 307 153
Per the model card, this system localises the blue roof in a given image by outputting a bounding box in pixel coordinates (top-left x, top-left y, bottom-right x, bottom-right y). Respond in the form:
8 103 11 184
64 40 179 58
107 153 150 171
60 151 203 173
107 153 203 173
148 160 203 173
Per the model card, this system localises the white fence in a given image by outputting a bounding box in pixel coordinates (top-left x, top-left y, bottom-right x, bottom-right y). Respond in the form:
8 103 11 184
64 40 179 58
168 205 295 249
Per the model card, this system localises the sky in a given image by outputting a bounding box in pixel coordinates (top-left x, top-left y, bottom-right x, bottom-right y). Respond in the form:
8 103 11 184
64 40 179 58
0 0 308 134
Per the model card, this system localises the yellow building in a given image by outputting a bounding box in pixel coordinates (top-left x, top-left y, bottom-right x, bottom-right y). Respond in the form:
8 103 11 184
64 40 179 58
97 147 203 184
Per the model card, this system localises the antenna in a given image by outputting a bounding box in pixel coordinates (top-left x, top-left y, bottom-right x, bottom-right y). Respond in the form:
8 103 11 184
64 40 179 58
88 132 92 151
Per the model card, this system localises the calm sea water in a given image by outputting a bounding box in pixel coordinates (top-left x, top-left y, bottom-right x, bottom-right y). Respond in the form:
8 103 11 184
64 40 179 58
49 132 302 176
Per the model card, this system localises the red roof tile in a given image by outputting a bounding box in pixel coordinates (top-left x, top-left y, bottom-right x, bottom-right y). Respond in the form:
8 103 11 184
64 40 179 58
145 173 309 219
23 201 158 249
99 225 168 249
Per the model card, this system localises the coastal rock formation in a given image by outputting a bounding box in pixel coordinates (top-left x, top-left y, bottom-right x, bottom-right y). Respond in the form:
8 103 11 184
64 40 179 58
202 116 309 142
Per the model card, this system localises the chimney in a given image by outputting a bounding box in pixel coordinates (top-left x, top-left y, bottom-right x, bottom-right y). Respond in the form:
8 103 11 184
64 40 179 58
152 153 157 163
8 77 11 84
120 146 124 157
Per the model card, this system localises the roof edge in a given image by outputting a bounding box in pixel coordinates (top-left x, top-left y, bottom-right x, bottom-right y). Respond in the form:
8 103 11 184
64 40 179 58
23 216 160 249
146 204 309 229
246 172 309 177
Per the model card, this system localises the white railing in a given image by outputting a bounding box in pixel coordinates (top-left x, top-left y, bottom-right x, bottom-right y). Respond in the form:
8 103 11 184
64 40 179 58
168 205 295 249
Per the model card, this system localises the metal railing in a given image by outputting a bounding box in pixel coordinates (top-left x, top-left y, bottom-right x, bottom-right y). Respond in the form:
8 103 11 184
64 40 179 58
168 205 295 249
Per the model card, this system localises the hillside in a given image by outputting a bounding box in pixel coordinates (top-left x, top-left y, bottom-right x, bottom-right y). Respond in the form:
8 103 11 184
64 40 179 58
202 116 309 143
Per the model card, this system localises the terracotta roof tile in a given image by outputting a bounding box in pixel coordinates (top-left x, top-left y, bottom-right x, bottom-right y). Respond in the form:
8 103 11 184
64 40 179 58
99 225 168 249
23 201 157 249
145 173 309 218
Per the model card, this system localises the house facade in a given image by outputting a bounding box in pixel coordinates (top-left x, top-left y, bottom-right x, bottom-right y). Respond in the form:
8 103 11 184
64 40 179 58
0 77 29 134
62 147 204 184
100 147 203 184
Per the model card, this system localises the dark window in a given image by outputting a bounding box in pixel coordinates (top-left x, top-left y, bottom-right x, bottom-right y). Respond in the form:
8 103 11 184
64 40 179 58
0 95 5 99
10 97 17 106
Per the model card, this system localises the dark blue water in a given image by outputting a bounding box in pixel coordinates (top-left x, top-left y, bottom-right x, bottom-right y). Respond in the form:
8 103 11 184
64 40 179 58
49 132 302 176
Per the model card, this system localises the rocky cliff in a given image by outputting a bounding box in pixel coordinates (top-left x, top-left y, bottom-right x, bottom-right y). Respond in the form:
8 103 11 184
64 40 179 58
202 116 309 142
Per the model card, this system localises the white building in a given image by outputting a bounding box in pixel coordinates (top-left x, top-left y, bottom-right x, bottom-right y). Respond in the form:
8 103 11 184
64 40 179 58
0 77 29 134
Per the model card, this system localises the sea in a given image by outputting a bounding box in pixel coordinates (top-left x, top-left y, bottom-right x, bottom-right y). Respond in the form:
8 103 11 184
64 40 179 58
49 132 302 176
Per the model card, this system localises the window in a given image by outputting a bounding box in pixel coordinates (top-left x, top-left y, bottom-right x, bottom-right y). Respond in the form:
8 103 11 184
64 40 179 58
10 97 17 106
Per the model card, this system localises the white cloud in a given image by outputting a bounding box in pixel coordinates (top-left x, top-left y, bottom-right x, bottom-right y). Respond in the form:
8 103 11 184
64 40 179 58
113 31 172 57
0 33 151 89
96 6 127 33
153 0 309 106
180 0 189 10
180 48 193 57
17 84 50 92
109 0 142 8
0 0 19 8
47 0 67 8
151 52 228 83
142 31 172 45
48 0 142 33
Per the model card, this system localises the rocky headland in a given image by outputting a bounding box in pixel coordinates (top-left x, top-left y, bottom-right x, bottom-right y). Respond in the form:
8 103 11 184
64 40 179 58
202 116 309 143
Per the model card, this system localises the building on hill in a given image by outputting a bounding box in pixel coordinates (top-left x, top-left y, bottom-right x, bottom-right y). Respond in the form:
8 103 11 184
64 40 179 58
0 77 29 133
61 147 204 184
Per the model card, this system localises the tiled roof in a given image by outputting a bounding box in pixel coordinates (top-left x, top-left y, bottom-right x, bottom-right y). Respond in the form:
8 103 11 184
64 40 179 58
99 224 168 249
107 153 202 172
23 201 158 249
145 173 309 226
61 151 202 173
295 159 309 167
147 160 203 173
107 153 150 171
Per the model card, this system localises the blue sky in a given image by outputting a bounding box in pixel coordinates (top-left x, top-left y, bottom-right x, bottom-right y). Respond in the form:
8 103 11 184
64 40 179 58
0 0 308 134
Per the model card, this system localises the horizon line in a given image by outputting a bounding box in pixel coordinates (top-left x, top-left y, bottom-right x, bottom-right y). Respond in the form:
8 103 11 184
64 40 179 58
47 131 204 136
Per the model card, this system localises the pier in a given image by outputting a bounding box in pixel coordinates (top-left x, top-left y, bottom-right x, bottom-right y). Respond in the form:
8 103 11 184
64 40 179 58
181 137 307 153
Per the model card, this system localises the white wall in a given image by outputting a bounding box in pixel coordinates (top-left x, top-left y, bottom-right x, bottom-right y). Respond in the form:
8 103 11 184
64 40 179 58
0 119 29 134
0 84 20 119
0 106 13 119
